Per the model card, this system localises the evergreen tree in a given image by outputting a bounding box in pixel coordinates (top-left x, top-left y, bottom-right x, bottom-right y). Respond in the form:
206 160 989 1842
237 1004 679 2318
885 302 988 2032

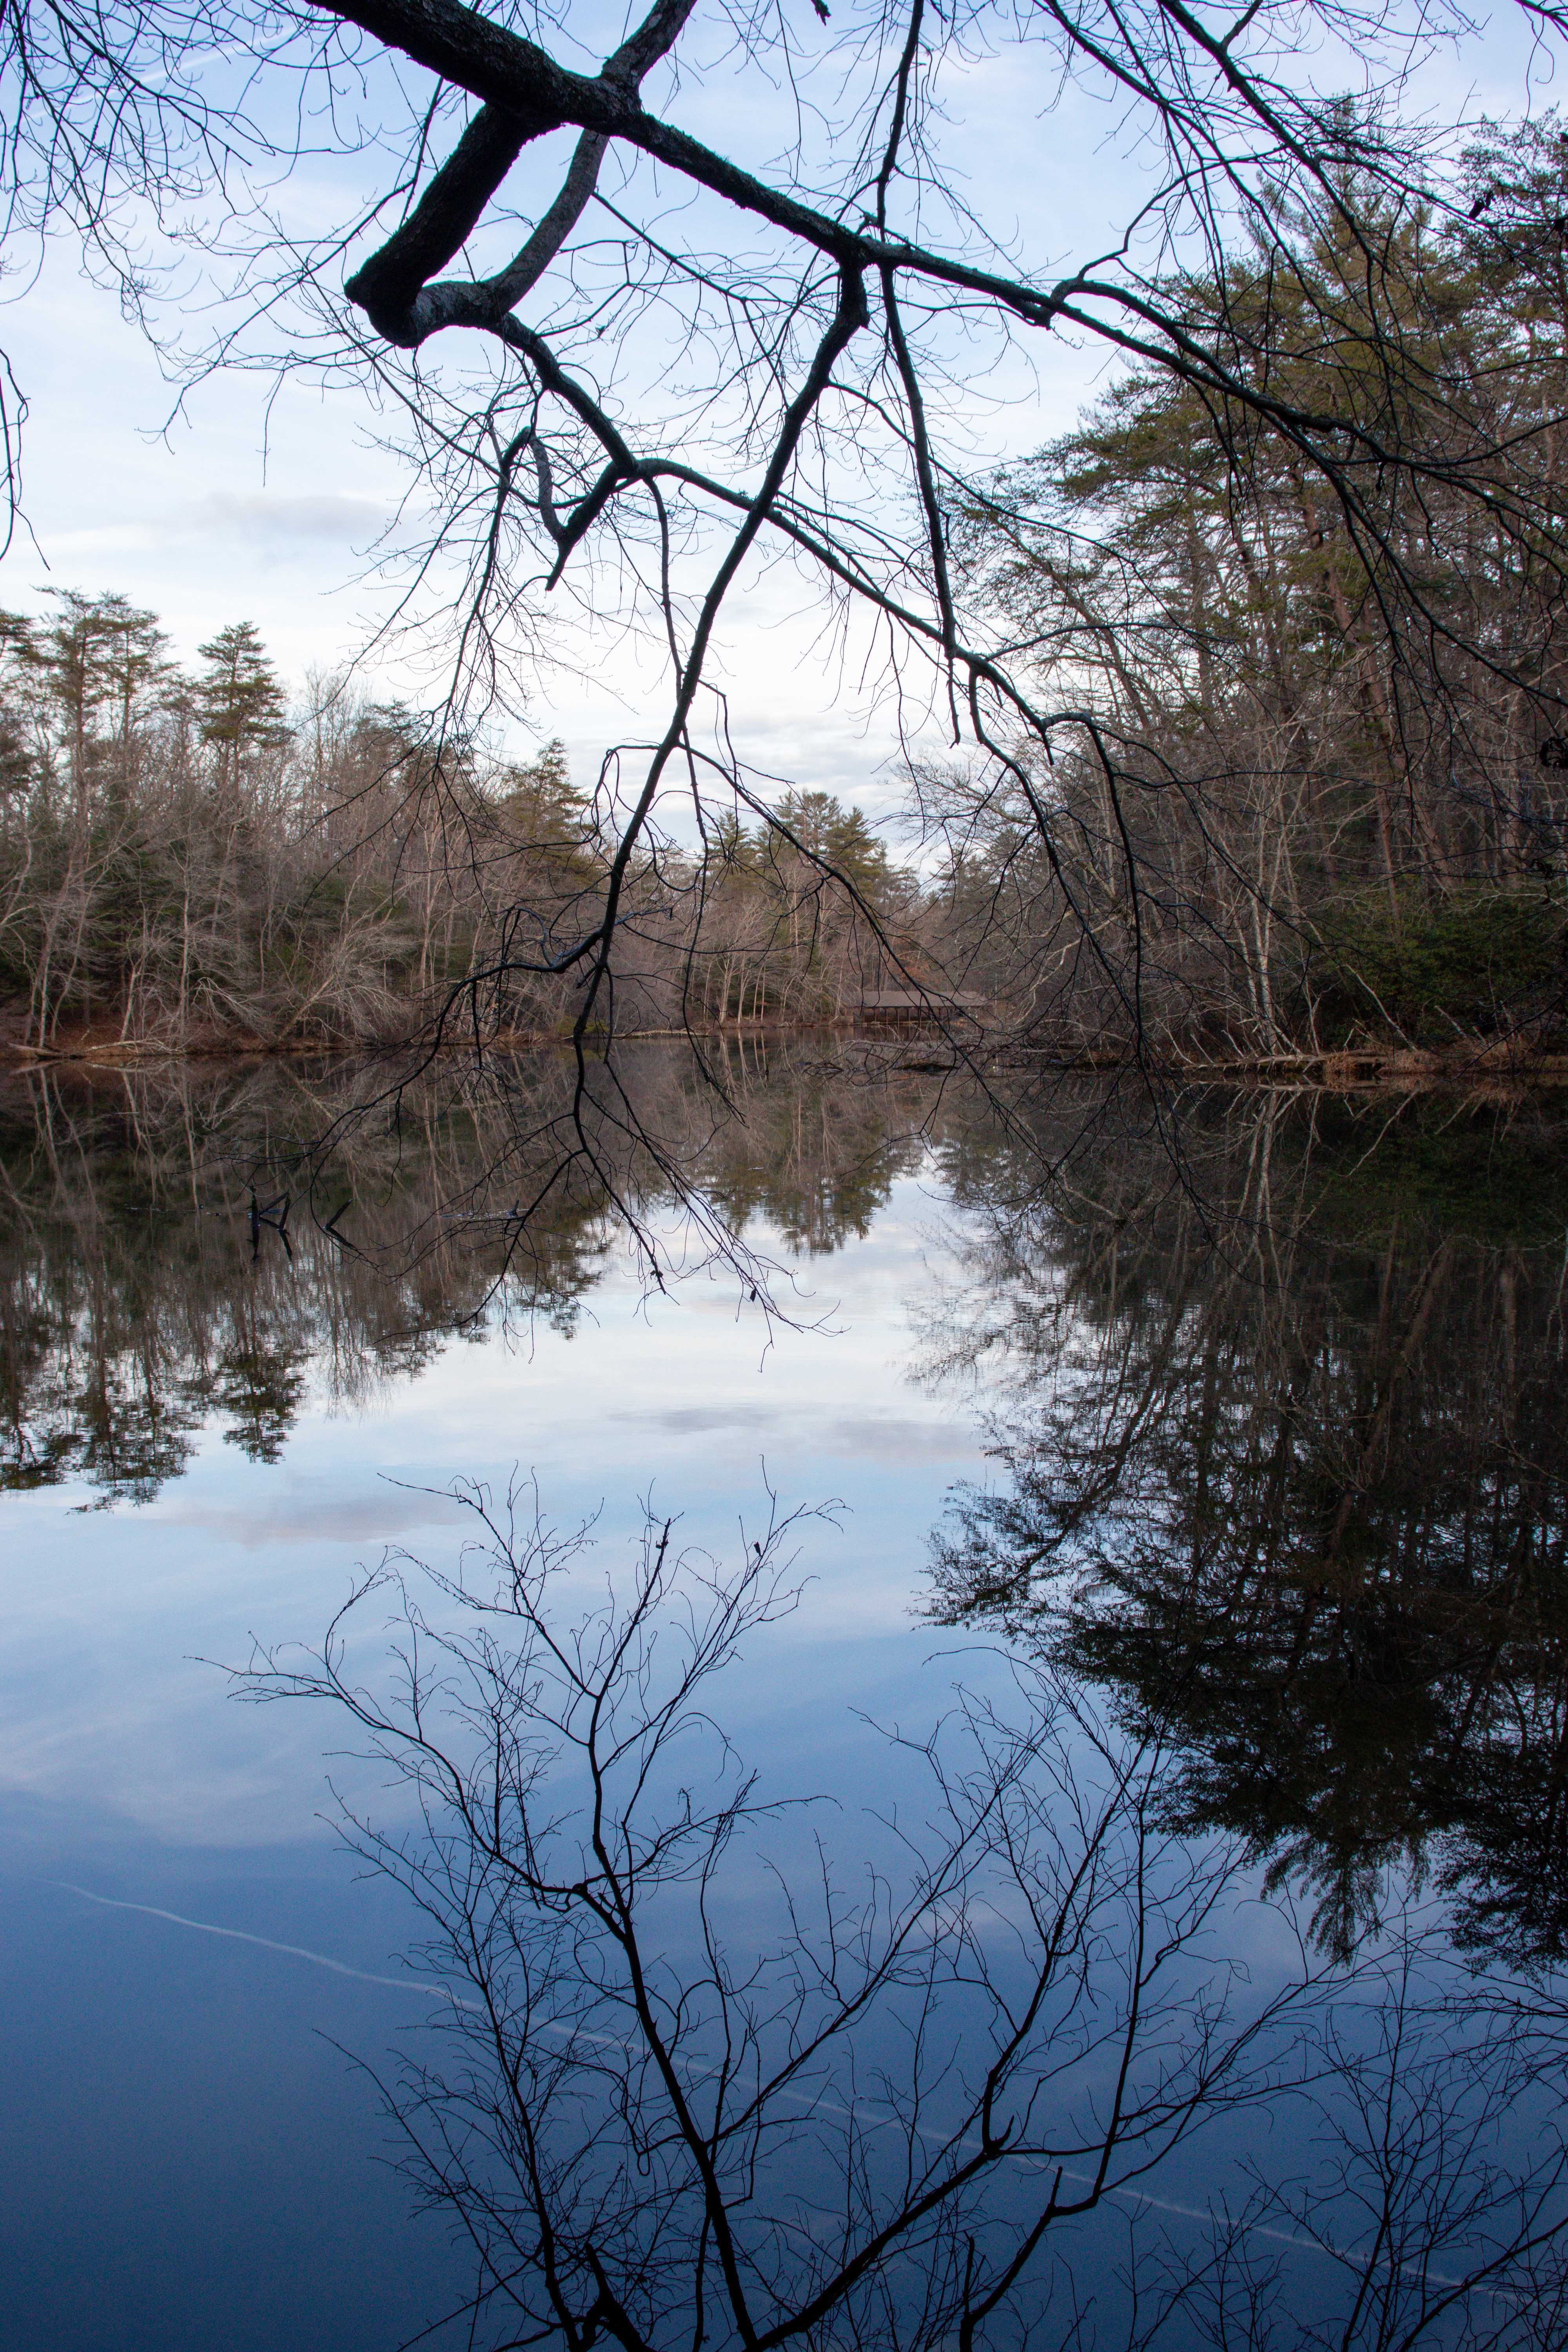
771 789 893 903
499 738 596 868
96 596 170 740
195 622 290 788
0 591 171 822
0 612 37 803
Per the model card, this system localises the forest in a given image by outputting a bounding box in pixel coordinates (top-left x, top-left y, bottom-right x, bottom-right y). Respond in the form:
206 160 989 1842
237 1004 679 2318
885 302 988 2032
0 595 923 1054
919 122 1568 1070
6 134 1568 1070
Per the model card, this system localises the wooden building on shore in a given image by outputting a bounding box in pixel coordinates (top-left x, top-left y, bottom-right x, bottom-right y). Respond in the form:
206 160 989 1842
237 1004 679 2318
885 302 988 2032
855 990 989 1036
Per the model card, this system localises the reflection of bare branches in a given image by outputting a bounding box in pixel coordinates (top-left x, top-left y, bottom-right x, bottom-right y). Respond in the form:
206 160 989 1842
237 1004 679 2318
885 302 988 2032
234 1479 1316 2350
1153 1946 1568 2351
0 1042 946 1501
233 1476 1568 2348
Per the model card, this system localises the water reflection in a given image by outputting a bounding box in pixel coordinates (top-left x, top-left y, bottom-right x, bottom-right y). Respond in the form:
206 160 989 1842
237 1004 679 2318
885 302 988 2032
7 1061 1568 2347
924 1090 1568 1969
244 1475 1568 2351
0 1045 933 1506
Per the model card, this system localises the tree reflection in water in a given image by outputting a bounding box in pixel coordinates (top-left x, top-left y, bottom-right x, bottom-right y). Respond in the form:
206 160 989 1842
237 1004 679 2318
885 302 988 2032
924 1090 1568 1973
12 1059 1568 2341
237 1478 1568 2351
0 1043 930 1506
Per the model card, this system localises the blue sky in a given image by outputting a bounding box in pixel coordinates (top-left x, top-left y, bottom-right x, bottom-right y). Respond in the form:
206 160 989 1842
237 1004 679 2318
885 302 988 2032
0 0 1555 820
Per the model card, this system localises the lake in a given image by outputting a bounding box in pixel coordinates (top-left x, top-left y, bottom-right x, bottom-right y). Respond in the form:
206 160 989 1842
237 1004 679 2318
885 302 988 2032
3 1048 1566 2350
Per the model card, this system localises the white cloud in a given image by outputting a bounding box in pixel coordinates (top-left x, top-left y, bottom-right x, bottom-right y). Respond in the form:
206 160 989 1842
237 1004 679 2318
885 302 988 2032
182 490 389 546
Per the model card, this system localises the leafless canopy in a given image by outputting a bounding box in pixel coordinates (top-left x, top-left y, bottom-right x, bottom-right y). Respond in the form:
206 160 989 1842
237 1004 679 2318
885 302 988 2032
5 0 1567 1067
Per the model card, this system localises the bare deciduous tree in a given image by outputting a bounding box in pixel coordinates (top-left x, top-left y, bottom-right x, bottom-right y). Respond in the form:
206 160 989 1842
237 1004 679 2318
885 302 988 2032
7 0 1568 1089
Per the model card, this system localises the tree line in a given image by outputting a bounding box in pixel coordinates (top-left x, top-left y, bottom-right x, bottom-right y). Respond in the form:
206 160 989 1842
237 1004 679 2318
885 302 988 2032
15 101 1568 1085
0 591 922 1054
923 123 1568 1066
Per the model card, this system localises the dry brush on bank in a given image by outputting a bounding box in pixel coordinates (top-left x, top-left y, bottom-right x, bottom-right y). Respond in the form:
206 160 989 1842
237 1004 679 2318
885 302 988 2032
0 597 928 1056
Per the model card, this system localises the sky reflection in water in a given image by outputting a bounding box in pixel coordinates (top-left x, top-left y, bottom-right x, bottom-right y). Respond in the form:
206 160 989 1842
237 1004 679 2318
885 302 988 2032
1 1172 983 1843
0 1082 995 2351
4 1064 1568 2350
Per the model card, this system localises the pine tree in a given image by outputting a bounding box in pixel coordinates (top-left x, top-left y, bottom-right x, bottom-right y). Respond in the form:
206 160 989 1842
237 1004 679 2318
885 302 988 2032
195 622 290 790
771 789 892 902
92 595 170 800
499 738 595 866
4 592 170 823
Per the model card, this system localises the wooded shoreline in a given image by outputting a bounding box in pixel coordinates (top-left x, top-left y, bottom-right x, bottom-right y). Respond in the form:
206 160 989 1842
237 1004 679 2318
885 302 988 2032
8 1022 1568 1091
7 494 1568 1077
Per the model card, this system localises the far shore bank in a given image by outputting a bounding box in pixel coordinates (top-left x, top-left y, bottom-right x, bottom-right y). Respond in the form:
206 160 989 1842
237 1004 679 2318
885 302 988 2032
5 1023 1568 1093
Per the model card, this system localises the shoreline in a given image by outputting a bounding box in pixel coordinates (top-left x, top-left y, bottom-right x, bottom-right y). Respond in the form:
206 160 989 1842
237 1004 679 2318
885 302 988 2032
4 1028 1568 1091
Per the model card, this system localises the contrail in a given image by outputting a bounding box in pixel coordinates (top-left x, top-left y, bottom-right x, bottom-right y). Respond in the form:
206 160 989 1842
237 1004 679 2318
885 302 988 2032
50 1883 622 2041
42 1884 1513 2308
49 1880 470 2004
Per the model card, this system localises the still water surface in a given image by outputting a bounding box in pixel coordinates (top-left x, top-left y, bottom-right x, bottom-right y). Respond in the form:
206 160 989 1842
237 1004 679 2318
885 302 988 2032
3 1055 1566 2349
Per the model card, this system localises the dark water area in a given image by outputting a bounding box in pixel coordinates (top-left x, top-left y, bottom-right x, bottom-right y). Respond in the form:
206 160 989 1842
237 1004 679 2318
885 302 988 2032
3 1052 1568 2350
